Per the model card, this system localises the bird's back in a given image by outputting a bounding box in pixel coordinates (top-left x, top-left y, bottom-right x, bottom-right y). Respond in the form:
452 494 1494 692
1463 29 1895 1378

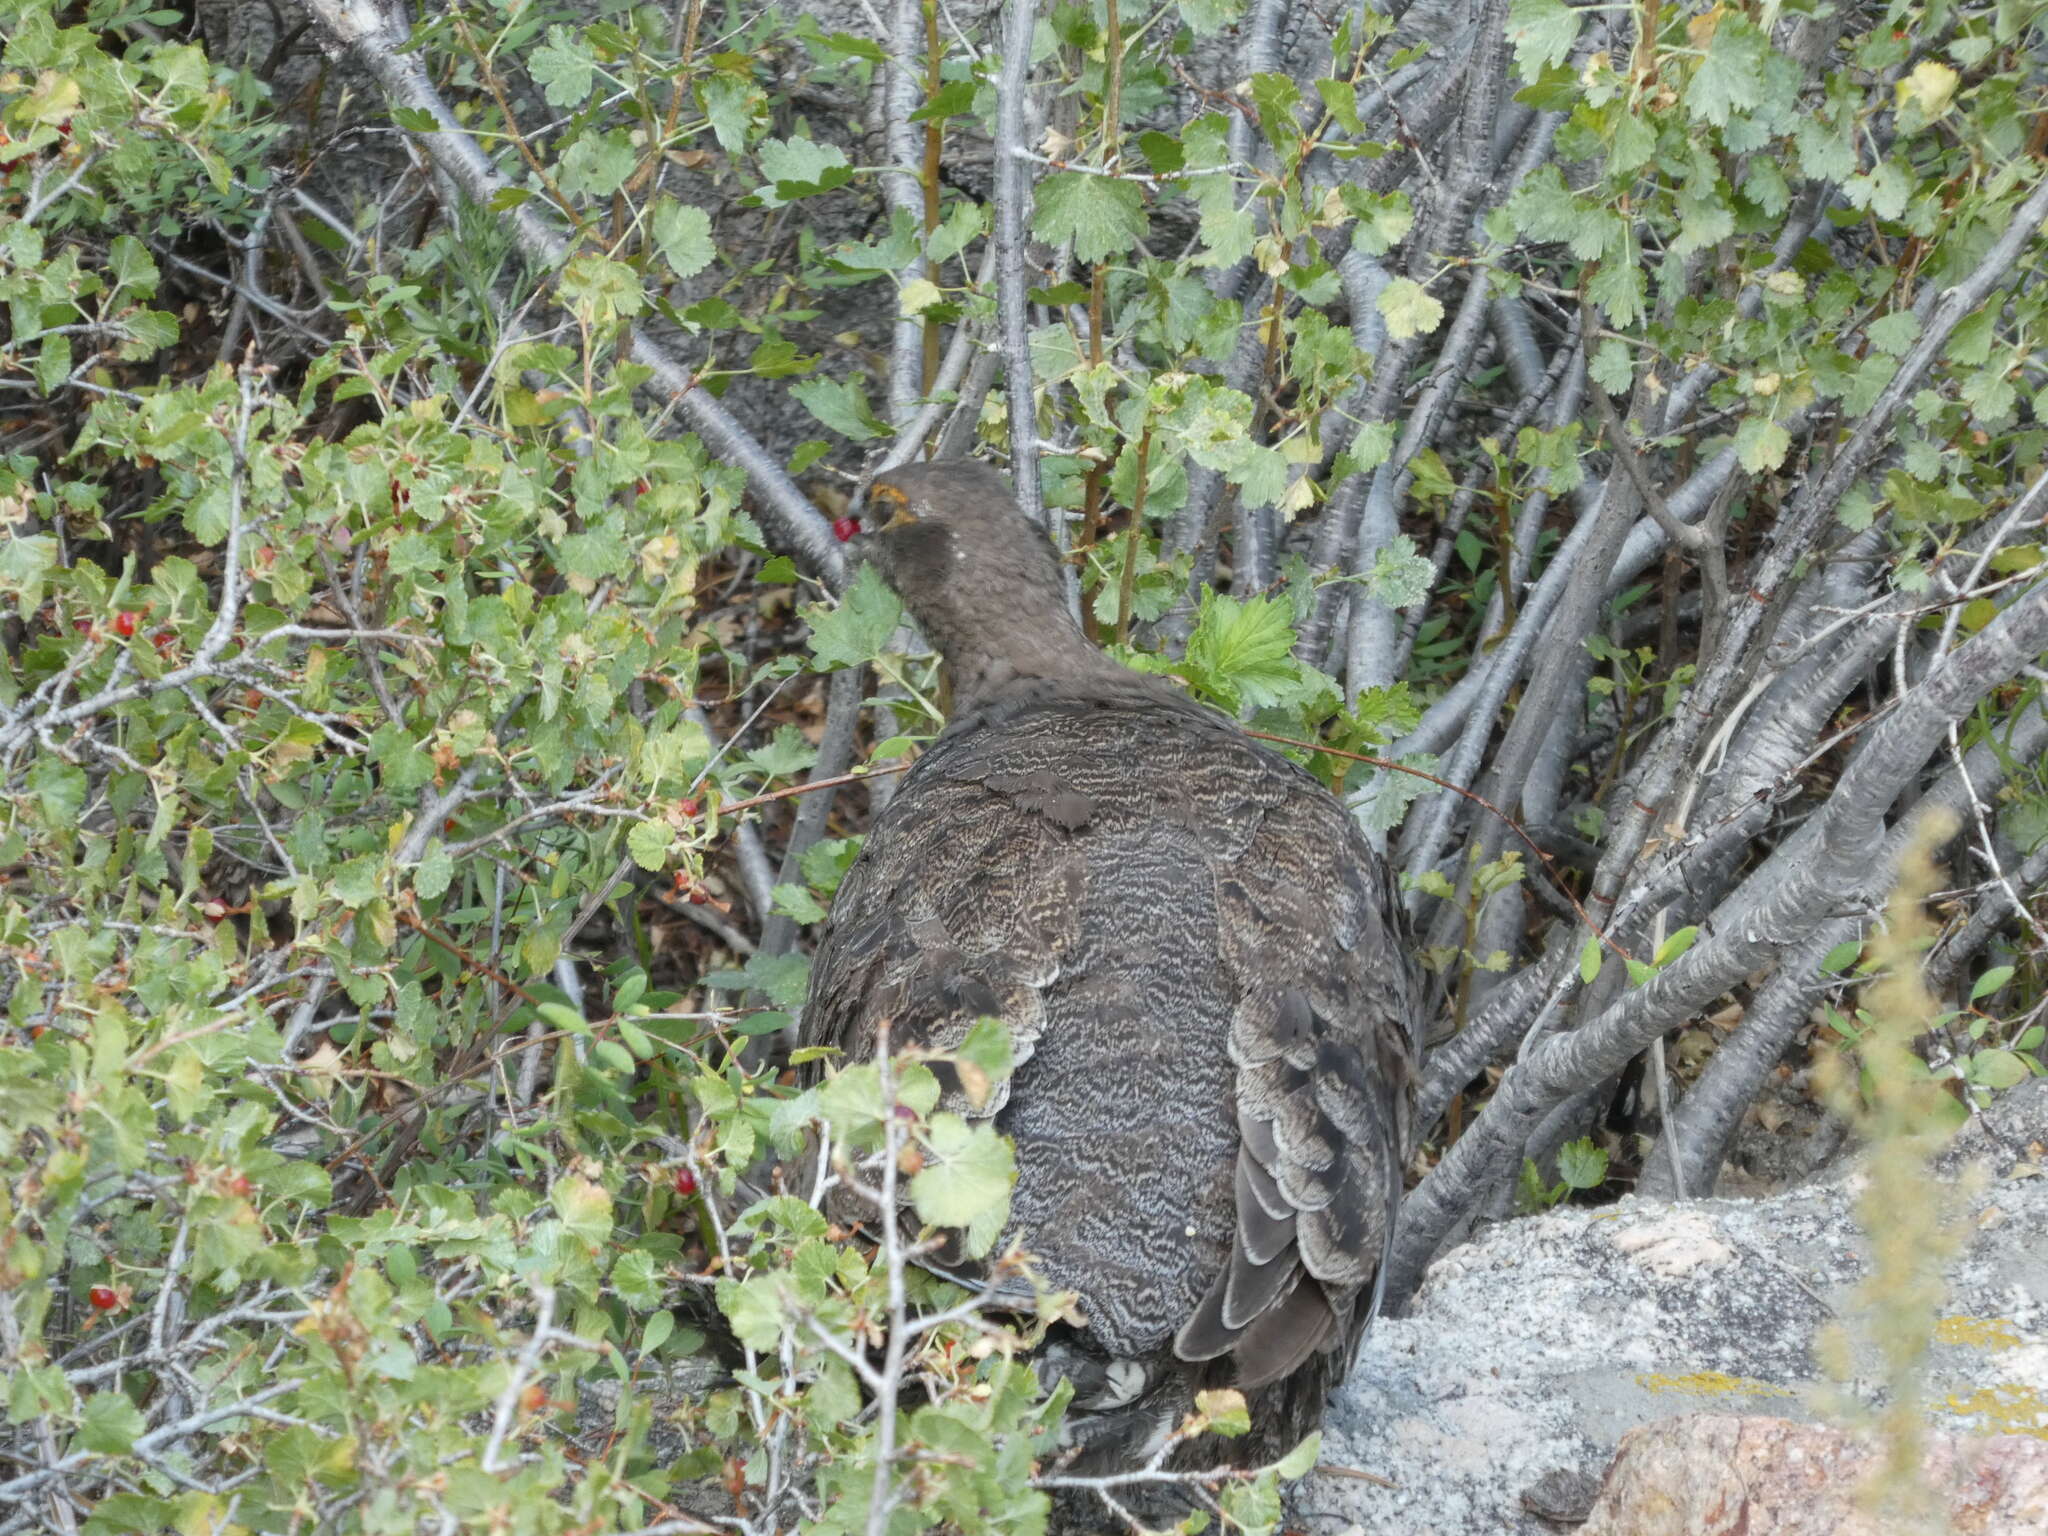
804 673 1416 1473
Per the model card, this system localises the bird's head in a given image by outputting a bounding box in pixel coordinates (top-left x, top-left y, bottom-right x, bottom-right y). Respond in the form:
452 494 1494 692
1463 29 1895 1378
839 460 1076 648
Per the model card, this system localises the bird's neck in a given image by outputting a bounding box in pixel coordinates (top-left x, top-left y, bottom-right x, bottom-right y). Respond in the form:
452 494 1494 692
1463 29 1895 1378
929 607 1123 714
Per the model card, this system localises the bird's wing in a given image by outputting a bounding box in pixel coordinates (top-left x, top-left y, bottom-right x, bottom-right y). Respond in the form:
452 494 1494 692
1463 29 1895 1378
1173 747 1418 1391
802 744 1069 1117
805 700 1417 1394
800 700 1241 1347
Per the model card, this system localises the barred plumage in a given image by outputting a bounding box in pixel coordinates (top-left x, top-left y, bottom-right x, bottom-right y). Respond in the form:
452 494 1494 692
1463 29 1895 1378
803 459 1421 1482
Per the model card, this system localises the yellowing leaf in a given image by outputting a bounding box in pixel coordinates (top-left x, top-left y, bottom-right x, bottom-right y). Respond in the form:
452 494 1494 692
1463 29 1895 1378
1193 1387 1252 1437
1896 60 1959 120
1735 415 1792 473
1376 278 1444 341
550 1173 613 1249
898 276 943 317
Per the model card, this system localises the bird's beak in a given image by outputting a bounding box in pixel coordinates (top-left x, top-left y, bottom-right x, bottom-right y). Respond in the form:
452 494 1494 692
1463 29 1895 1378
866 482 919 531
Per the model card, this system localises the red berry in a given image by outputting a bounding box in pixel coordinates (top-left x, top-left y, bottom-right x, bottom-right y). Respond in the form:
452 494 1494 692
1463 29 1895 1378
112 611 139 638
200 899 229 923
831 515 859 542
225 1172 252 1197
673 1168 698 1198
678 798 701 818
88 1286 119 1312
687 888 708 905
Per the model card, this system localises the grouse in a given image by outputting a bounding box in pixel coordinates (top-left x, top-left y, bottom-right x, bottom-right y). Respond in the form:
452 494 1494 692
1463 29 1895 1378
802 459 1420 1486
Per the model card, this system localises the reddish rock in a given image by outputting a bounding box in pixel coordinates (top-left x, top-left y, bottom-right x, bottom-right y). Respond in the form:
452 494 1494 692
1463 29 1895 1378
1579 1413 2048 1535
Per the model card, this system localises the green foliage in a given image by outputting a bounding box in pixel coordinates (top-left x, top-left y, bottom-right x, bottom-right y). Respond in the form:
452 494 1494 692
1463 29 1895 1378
3 0 2042 1528
1516 1137 1611 1212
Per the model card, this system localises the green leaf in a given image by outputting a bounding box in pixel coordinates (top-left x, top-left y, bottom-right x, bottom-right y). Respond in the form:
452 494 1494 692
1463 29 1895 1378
1843 160 1909 222
807 562 903 670
1274 1430 1321 1479
747 723 819 779
558 254 646 323
754 136 853 207
1518 1157 1559 1212
1652 926 1699 968
739 950 811 1010
1607 113 1657 178
952 1016 1015 1108
1968 1049 2030 1089
1176 0 1241 34
790 374 888 441
641 1309 676 1355
910 78 977 122
1688 15 1771 126
530 26 595 107
1821 938 1864 975
1363 535 1433 610
908 1114 1015 1258
1585 260 1645 327
28 756 86 826
772 882 829 925
1505 0 1581 79
0 533 56 617
1316 78 1362 136
78 1391 147 1454
651 199 715 281
1578 933 1603 984
1555 1137 1609 1191
610 1248 660 1308
716 1274 785 1351
1969 965 2015 1002
1588 344 1633 396
538 1001 590 1036
1340 187 1415 257
800 836 862 896
627 819 674 872
1183 591 1302 712
1032 171 1149 264
329 855 382 911
698 74 757 154
559 131 638 199
1247 73 1302 144
413 840 453 902
1376 277 1443 341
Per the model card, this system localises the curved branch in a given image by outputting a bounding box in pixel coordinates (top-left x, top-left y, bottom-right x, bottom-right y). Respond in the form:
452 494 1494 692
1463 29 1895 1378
290 0 848 588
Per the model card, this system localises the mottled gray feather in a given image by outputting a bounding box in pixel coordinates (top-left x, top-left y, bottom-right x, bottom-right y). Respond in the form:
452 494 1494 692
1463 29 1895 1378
800 459 1420 1480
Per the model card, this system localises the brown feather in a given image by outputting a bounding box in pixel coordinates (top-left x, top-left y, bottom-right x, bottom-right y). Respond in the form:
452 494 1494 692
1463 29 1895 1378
800 459 1422 1481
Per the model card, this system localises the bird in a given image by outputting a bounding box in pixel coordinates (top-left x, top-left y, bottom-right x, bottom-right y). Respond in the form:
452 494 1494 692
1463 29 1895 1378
800 458 1420 1499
